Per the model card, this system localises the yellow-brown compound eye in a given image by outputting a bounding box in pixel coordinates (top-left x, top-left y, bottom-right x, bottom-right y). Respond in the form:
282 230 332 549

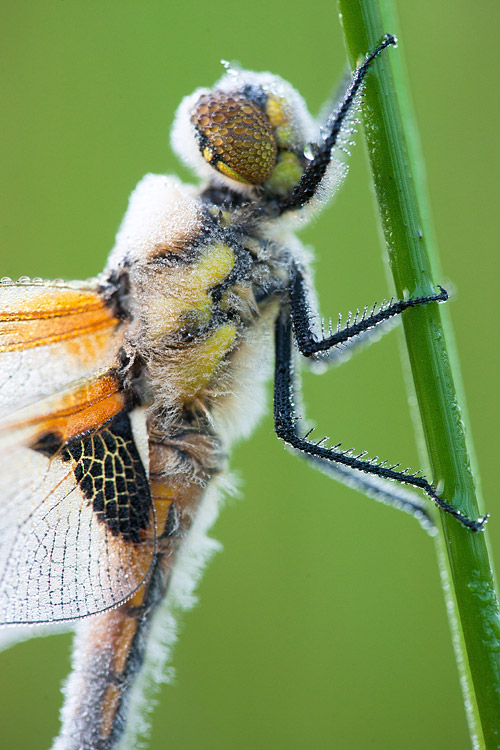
191 91 277 185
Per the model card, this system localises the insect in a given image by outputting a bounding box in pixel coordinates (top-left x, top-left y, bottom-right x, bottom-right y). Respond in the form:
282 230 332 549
0 33 486 750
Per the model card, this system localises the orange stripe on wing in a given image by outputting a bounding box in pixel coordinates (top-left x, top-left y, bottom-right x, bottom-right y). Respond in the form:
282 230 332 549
15 372 127 445
0 308 118 352
0 288 108 321
0 286 119 352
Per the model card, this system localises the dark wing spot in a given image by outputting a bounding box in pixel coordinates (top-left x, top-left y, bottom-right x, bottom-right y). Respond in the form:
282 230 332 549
62 411 151 543
31 431 64 458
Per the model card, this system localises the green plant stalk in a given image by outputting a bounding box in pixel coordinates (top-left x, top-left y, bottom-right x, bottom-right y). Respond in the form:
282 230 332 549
338 0 500 747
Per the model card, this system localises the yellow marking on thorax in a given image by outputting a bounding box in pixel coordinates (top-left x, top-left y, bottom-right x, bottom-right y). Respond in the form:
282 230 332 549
151 243 235 337
196 243 234 283
178 323 236 400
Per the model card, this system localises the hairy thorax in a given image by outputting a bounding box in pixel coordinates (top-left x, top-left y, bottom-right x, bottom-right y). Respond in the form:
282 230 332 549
108 175 290 466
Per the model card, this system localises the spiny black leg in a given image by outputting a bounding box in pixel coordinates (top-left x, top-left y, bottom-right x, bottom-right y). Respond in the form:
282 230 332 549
290 262 448 357
306 315 399 369
280 34 396 213
274 306 488 532
301 453 437 534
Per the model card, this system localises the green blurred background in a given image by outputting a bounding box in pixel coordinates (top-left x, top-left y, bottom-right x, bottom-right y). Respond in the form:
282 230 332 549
1 1 498 748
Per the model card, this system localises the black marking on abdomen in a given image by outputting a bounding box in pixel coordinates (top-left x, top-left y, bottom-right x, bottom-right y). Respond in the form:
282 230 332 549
106 555 170 748
61 411 151 543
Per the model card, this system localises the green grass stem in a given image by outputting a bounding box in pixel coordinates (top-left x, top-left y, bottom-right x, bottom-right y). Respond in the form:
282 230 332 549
337 1 500 747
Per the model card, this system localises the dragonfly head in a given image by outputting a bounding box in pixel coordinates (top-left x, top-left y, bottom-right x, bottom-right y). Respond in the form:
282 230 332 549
172 68 315 200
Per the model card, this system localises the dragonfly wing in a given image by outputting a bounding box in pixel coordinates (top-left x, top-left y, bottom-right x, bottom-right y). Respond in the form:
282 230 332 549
0 387 155 624
0 279 156 625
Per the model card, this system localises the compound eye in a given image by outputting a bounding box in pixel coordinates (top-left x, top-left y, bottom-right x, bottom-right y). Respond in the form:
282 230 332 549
191 91 277 185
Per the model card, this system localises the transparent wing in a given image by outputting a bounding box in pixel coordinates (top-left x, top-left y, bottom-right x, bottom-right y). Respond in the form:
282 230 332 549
0 278 156 625
0 398 155 624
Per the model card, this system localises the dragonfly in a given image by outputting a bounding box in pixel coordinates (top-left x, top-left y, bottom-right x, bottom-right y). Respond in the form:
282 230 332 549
0 33 486 750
